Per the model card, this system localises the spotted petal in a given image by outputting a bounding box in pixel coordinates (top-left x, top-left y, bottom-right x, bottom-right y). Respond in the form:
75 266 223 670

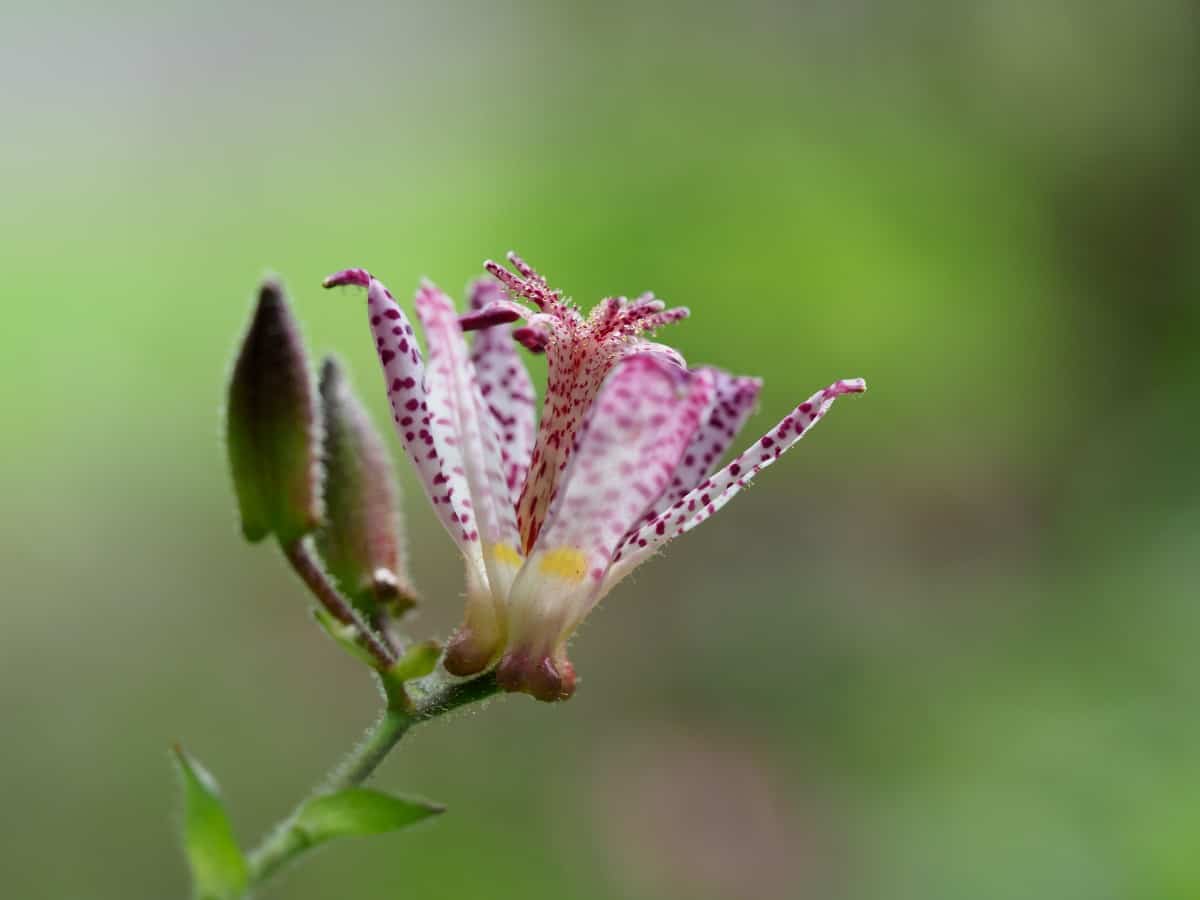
515 331 615 554
496 355 714 700
413 280 522 597
648 367 762 519
609 378 866 584
480 254 691 556
322 269 487 581
467 279 537 509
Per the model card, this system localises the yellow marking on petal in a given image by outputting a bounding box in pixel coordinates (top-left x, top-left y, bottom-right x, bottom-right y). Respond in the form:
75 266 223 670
490 543 525 568
538 547 588 583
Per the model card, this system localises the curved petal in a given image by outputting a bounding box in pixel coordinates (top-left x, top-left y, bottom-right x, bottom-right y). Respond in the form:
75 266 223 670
481 253 693 557
635 340 688 371
535 359 714 579
466 279 538 509
513 331 608 554
323 269 487 581
496 355 714 700
414 280 523 598
646 367 762 519
608 377 866 586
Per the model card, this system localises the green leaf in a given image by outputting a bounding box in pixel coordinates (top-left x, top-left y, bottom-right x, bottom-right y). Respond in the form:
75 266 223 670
172 745 248 900
294 788 443 846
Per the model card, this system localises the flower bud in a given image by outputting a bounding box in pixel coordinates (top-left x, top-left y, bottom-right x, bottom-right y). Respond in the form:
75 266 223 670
226 278 321 544
316 356 416 617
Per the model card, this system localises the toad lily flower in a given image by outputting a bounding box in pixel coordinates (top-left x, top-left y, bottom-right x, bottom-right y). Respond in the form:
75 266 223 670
324 255 865 701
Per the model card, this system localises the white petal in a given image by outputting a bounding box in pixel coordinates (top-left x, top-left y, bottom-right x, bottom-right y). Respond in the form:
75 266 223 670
414 280 523 597
466 279 538 510
504 355 715 652
646 367 762 519
324 269 489 581
607 378 866 587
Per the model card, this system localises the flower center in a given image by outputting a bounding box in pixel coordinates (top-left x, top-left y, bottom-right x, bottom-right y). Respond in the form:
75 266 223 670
469 253 690 553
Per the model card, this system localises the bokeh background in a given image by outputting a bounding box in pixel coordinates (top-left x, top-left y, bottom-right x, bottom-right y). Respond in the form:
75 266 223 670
2 2 1198 898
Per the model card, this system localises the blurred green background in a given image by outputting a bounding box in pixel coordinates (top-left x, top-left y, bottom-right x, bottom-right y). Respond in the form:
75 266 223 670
2 2 1198 898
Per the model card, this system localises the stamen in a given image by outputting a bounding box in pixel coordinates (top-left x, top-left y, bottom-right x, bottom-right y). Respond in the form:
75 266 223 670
513 326 549 353
506 250 537 280
626 294 665 315
459 305 521 332
485 256 569 315
483 259 535 303
592 296 625 333
492 251 697 567
637 306 690 332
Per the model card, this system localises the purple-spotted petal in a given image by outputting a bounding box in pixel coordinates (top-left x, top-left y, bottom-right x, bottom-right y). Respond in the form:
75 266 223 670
482 254 692 555
466 279 537 508
646 367 762 519
636 340 688 372
322 269 486 578
536 357 714 577
496 355 714 699
609 377 866 583
413 279 522 593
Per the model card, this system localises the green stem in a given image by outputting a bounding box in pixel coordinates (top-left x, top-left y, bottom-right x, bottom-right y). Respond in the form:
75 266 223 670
318 708 412 793
280 538 396 671
245 672 500 890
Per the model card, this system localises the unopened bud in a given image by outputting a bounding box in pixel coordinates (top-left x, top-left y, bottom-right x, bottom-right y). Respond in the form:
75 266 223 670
226 278 321 544
316 356 416 617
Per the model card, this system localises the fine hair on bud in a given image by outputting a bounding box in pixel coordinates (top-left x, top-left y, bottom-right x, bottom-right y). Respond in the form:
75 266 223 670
225 278 322 544
316 356 415 618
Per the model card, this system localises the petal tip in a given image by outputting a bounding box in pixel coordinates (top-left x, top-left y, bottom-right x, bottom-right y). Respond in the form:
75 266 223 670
826 377 867 398
323 268 371 289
